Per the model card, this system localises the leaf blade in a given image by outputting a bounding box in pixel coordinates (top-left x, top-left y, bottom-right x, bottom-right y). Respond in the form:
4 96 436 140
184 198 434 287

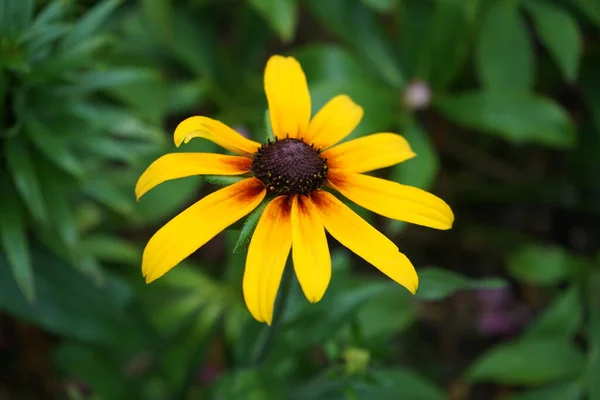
59 0 121 50
524 0 582 82
416 267 506 301
476 2 534 90
249 0 298 43
5 137 48 224
435 90 575 148
467 340 586 386
0 179 34 302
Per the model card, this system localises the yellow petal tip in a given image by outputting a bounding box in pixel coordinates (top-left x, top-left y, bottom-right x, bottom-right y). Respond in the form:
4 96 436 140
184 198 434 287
408 283 418 295
173 134 185 147
306 293 324 304
260 313 272 326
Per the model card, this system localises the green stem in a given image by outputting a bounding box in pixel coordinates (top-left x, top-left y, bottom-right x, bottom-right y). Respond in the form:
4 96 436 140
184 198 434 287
252 261 294 365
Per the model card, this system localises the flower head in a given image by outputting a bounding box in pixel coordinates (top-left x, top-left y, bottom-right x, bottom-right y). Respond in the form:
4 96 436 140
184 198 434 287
135 55 454 324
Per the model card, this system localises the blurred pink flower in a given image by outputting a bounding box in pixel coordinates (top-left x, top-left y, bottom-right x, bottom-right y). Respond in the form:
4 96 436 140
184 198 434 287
476 288 529 336
198 364 219 384
404 80 431 111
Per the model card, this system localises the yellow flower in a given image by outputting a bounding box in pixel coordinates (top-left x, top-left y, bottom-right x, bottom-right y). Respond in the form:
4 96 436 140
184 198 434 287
135 55 454 325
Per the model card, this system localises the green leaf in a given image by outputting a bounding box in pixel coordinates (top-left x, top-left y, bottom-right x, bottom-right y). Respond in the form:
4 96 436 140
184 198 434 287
435 91 575 148
76 135 146 164
396 0 433 80
162 10 217 79
285 281 389 350
31 0 65 27
142 263 224 337
306 0 404 87
5 137 48 224
74 68 158 92
0 246 139 345
205 175 245 187
165 318 222 394
524 0 582 82
233 199 269 254
416 0 476 89
68 251 104 287
508 244 575 285
134 174 202 224
21 22 69 56
140 0 172 39
0 179 34 302
54 343 139 400
25 117 84 178
83 178 134 216
249 0 298 43
352 368 446 400
293 44 374 84
109 78 167 125
264 108 274 142
228 6 274 79
361 0 397 13
38 164 78 250
355 285 415 342
476 1 534 90
467 340 585 386
81 235 140 266
21 0 68 53
141 269 227 394
45 35 111 73
165 80 209 115
0 0 34 36
524 286 582 340
70 101 165 143
416 268 506 301
569 0 600 29
211 369 284 400
507 382 583 400
59 0 121 50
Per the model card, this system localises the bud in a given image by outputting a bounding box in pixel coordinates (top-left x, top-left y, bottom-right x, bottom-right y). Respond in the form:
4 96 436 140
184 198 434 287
343 347 371 376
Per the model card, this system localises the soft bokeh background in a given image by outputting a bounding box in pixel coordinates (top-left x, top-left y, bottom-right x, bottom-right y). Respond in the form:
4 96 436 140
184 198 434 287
1 0 599 398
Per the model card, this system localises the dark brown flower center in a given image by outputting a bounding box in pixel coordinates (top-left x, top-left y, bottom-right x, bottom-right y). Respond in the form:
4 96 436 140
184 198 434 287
251 138 328 195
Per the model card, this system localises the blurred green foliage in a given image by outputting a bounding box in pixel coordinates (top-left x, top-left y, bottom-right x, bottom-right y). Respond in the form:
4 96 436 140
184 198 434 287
1 0 599 399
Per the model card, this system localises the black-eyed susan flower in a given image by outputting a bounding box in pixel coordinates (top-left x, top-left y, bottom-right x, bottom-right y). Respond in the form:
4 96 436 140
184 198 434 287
135 55 454 325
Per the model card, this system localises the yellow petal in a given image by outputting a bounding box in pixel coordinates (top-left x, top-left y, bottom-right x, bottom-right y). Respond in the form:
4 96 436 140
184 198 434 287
264 55 311 139
291 195 331 303
328 171 454 230
143 178 265 282
323 133 415 173
311 191 418 294
174 116 261 156
304 95 363 150
135 153 252 200
244 196 292 325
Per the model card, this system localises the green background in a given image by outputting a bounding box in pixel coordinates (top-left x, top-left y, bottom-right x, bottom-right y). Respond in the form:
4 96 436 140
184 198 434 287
1 0 599 399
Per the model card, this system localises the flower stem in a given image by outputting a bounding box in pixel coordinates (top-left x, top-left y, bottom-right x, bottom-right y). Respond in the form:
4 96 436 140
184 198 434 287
252 261 293 365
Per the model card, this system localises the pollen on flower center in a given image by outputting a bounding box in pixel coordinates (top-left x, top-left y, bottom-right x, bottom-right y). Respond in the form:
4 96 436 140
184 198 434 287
251 138 328 195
